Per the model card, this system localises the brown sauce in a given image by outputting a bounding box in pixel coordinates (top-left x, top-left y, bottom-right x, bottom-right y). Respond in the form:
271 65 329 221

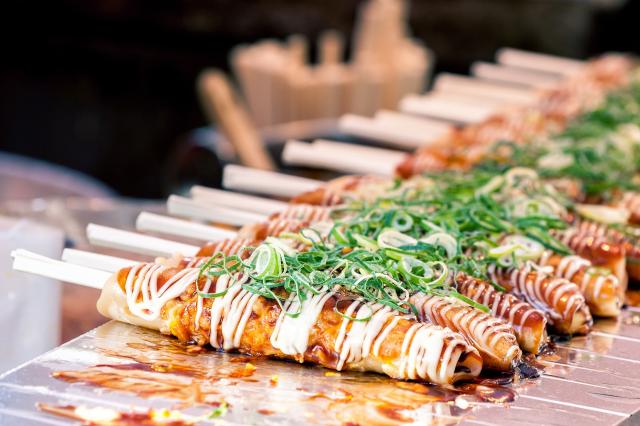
46 324 531 426
374 403 414 423
227 362 257 378
37 404 193 426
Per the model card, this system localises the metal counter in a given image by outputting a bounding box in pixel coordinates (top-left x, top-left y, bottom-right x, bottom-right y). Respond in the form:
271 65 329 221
2 308 640 425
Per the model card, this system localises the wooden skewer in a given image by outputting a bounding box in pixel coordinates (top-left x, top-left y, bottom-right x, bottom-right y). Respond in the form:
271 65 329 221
87 224 199 258
316 31 347 119
338 114 442 148
434 73 537 105
197 69 275 170
319 30 344 65
190 186 288 216
136 212 237 242
12 250 109 289
470 62 562 88
62 249 137 273
223 165 322 198
496 48 585 76
167 195 265 226
282 139 396 176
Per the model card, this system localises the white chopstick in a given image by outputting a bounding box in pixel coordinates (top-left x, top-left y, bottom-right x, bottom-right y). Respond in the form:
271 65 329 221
223 165 322 198
190 186 288 215
62 248 137 272
12 249 110 289
167 195 266 226
87 224 200 258
470 62 562 88
136 212 237 242
496 47 585 76
282 139 397 176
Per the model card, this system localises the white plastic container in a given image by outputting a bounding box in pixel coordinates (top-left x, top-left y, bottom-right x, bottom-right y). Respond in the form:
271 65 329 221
0 216 63 373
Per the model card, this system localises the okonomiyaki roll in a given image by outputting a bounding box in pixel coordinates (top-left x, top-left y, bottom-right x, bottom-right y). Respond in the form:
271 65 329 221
96 262 482 384
410 293 521 370
537 251 621 317
614 191 640 225
553 227 627 291
487 265 593 335
455 273 547 354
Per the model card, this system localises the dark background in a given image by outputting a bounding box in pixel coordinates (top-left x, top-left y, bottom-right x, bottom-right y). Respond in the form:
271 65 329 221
1 0 638 198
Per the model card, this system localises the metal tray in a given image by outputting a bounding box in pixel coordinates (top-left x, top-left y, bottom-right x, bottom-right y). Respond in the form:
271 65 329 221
2 309 640 425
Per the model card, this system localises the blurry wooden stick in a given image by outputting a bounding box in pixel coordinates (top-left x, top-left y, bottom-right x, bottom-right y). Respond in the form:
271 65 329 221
288 34 308 66
197 69 275 170
319 30 344 65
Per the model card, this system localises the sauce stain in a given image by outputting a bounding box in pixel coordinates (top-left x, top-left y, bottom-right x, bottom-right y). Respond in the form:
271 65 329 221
374 403 413 423
37 404 193 426
227 362 257 378
47 323 528 426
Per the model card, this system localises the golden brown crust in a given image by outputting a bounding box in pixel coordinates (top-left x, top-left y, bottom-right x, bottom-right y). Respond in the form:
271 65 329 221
455 273 547 354
410 293 521 370
541 253 621 317
109 263 482 384
488 266 592 335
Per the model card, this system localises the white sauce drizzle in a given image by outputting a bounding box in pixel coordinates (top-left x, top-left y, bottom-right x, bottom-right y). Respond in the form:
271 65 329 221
488 263 585 325
411 294 519 365
122 263 477 383
270 289 335 356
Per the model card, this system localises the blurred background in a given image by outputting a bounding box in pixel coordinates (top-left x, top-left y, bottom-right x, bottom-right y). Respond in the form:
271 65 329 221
0 0 638 371
1 0 638 198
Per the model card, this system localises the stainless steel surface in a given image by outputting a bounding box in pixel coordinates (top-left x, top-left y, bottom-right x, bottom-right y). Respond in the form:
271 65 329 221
1 311 640 425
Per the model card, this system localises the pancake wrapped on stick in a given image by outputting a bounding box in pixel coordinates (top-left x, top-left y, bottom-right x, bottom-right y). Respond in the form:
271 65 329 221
487 264 593 335
552 227 628 294
537 251 621 317
410 293 521 370
166 249 525 370
614 192 640 225
455 273 547 354
97 261 482 384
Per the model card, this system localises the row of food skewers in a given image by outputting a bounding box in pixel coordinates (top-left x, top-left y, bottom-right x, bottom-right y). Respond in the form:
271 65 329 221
12 50 640 389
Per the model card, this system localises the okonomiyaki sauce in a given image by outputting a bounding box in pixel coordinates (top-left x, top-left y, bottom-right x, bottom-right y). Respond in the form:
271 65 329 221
43 324 526 425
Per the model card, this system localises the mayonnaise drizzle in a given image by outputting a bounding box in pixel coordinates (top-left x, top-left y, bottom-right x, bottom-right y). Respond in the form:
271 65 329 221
125 264 199 321
270 289 335 356
123 263 259 351
331 298 475 383
411 293 519 365
488 263 584 324
122 263 477 383
456 275 544 340
537 251 618 305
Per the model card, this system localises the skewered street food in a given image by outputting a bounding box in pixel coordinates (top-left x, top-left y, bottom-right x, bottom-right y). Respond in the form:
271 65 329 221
96 260 482 384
